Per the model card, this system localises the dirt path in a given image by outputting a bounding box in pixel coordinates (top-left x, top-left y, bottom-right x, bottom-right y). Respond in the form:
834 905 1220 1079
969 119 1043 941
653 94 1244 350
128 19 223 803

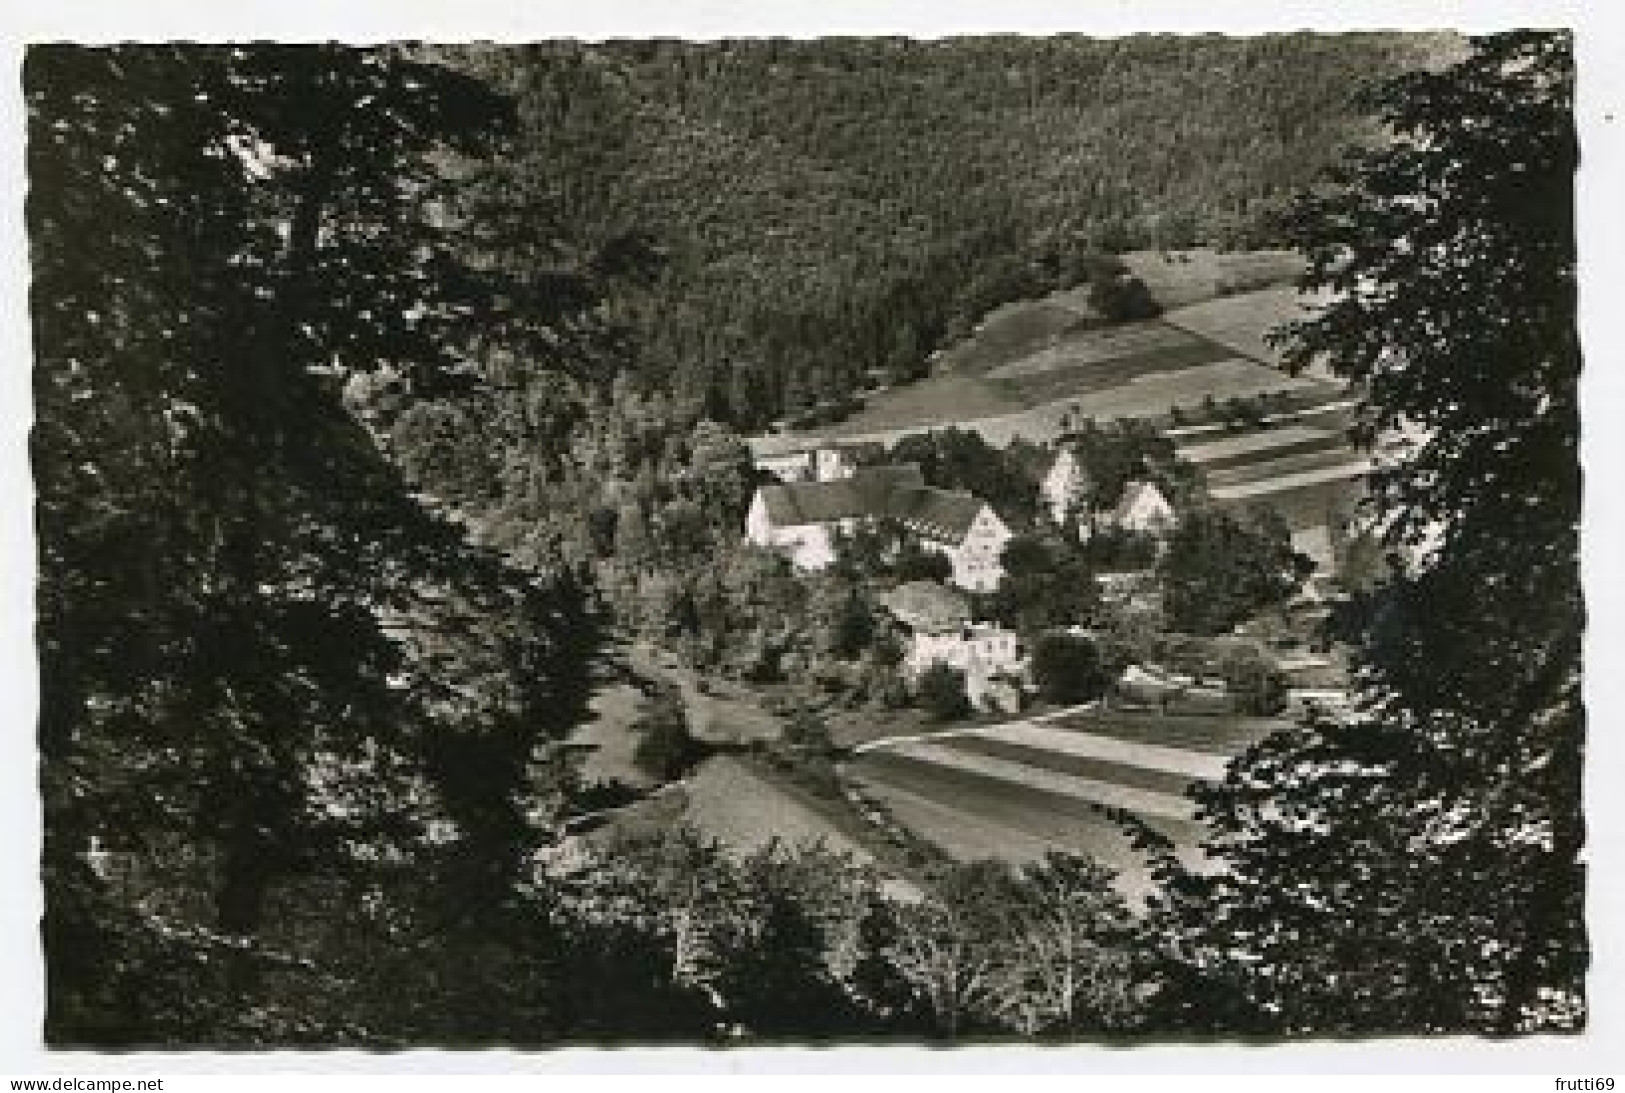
625 641 786 745
849 701 1098 755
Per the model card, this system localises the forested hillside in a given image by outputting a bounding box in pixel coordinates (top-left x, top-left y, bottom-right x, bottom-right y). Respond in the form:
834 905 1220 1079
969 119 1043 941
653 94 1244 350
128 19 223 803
451 34 1450 428
35 32 1580 1049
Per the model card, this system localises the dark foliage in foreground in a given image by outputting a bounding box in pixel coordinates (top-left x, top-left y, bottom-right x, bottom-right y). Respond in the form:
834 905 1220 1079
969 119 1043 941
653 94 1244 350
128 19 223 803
1153 31 1583 1035
29 32 1581 1045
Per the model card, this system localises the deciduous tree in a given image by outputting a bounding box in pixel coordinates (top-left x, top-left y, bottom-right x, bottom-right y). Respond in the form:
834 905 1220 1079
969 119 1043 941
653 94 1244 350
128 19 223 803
1158 32 1582 1034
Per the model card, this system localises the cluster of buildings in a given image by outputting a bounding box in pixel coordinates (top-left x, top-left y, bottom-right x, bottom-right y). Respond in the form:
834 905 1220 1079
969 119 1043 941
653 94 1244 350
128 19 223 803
878 581 1025 713
1038 447 1179 540
744 438 1024 711
741 420 1360 716
744 441 1013 593
742 437 1188 714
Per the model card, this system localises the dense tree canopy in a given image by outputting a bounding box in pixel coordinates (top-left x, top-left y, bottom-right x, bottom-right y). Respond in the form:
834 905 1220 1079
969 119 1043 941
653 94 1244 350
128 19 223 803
31 43 599 1044
1156 507 1309 636
1158 31 1583 1034
443 34 1445 430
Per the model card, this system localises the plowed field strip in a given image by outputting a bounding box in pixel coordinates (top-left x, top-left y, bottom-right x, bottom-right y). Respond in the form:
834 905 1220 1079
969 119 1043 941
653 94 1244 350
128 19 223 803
1042 711 1287 755
849 751 1205 857
1205 447 1369 490
967 721 1230 782
887 740 1195 820
940 735 1203 796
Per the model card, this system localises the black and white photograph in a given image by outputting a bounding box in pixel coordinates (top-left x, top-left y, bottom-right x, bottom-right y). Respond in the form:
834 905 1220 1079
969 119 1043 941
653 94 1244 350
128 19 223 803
5 0 1616 1073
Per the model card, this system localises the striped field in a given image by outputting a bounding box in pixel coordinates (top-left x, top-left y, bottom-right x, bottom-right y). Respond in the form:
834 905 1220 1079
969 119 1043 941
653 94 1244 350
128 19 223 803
841 710 1286 906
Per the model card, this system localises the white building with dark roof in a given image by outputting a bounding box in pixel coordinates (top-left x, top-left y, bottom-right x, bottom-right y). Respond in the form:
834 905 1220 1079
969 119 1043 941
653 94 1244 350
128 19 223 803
878 581 1025 712
747 436 885 484
1108 479 1178 536
744 465 1012 591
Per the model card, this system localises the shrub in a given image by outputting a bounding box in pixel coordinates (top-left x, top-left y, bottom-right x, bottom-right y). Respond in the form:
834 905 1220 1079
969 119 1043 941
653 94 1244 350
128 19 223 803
916 662 971 722
632 695 707 781
1030 632 1111 705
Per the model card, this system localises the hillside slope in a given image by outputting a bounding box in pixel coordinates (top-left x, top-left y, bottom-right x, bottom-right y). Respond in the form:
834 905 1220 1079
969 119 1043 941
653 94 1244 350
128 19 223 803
456 34 1454 428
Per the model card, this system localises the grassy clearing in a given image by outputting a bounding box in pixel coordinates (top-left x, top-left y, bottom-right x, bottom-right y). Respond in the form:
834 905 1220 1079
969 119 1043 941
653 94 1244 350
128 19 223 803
570 681 658 790
1122 249 1305 310
938 299 1100 377
813 374 1028 439
1062 358 1334 422
887 738 1195 819
1177 423 1344 468
985 319 1204 379
1161 284 1333 367
679 756 873 857
1205 446 1370 491
990 341 1238 405
1211 474 1365 529
761 256 1341 448
595 754 885 870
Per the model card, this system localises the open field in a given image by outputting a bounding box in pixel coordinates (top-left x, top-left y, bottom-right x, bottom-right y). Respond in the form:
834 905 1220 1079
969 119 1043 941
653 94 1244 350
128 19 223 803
1122 249 1305 310
937 298 1100 377
934 735 1201 798
820 374 1029 436
845 750 1204 905
988 343 1238 405
945 727 1225 788
597 754 921 899
678 756 878 860
1042 708 1287 755
841 708 1289 905
1161 284 1311 366
626 642 786 746
1162 283 1345 376
883 737 1196 820
1213 473 1366 530
1060 358 1333 421
759 256 1339 452
983 317 1203 379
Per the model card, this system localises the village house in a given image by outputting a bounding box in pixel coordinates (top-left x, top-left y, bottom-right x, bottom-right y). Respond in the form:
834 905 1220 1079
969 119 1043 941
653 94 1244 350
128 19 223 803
744 464 1013 591
753 443 854 484
747 436 884 484
879 581 1026 712
1085 478 1178 541
1041 449 1177 543
1039 447 1089 524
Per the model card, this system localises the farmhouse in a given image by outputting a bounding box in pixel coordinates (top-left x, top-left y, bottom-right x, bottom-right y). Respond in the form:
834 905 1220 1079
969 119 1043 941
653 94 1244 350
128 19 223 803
747 435 886 484
744 465 1013 591
1042 444 1178 542
879 581 1025 712
1074 478 1178 544
1107 479 1177 536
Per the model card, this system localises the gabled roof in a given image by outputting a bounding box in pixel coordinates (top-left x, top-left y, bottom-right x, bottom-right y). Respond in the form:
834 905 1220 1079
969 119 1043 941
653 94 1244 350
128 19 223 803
891 487 986 542
879 581 971 634
1111 479 1174 525
757 464 989 545
760 465 924 526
